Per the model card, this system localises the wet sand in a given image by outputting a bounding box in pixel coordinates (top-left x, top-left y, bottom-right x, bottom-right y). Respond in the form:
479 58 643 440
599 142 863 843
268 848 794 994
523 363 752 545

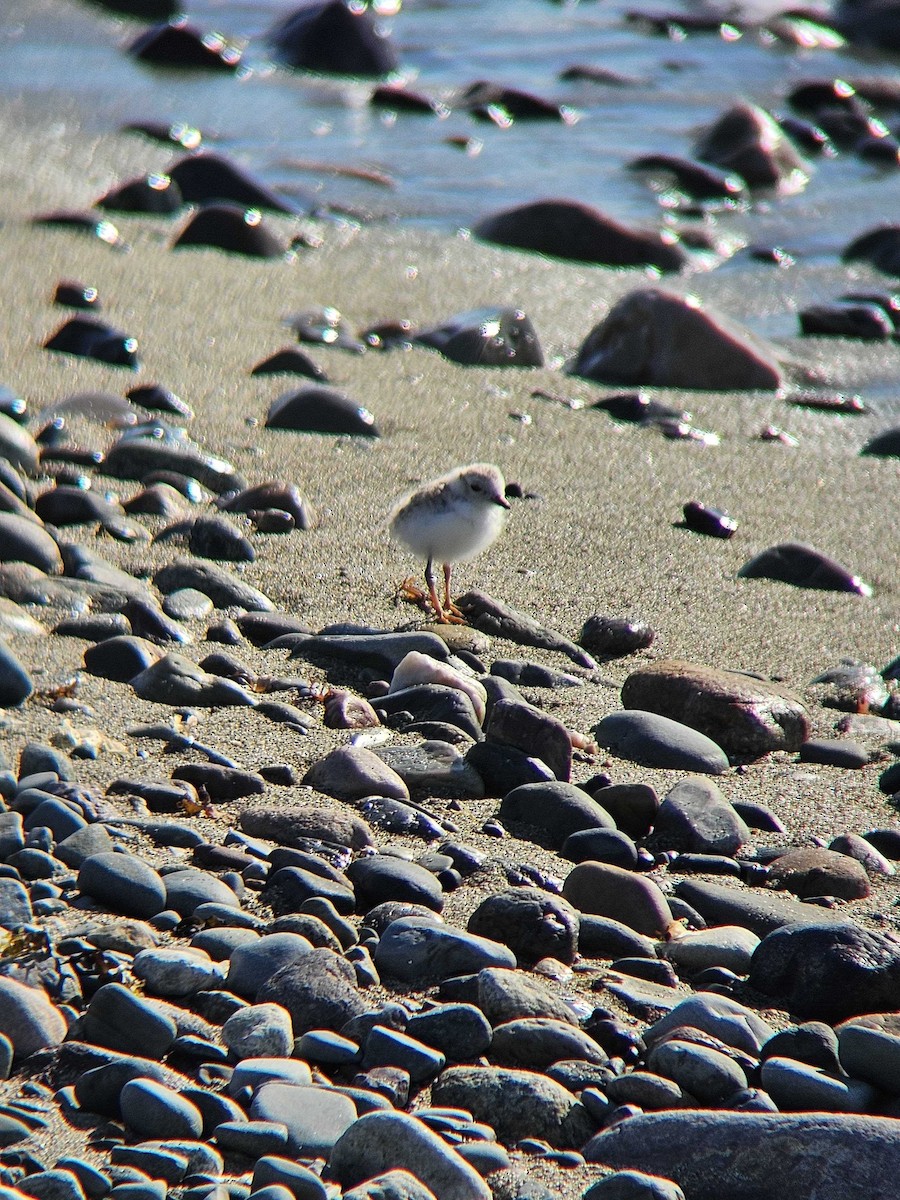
0 91 898 1195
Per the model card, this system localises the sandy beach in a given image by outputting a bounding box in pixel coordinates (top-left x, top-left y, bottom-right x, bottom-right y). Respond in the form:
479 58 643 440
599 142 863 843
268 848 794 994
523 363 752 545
0 88 899 1197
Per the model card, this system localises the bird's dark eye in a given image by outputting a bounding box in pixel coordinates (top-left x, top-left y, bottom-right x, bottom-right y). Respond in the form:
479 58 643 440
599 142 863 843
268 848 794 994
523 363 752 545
470 482 483 492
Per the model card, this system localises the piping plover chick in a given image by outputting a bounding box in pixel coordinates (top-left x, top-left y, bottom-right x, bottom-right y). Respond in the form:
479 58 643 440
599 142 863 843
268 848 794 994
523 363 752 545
389 462 510 622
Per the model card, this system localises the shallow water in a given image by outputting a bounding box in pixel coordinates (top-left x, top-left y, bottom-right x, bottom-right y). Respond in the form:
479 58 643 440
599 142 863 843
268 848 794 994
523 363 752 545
2 0 900 406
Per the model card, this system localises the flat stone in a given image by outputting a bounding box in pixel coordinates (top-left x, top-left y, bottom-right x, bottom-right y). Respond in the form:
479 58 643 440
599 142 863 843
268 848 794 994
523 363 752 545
594 711 729 775
303 746 409 802
405 1004 492 1062
583 1171 685 1200
486 700 572 781
647 1038 748 1104
476 967 579 1026
662 926 760 976
252 1157 328 1200
759 1057 875 1113
240 804 374 851
222 1003 295 1059
132 946 223 996
490 1017 606 1070
131 653 257 706
251 1083 357 1155
81 982 177 1059
621 660 810 759
674 877 849 936
644 994 774 1055
342 1171 438 1200
347 855 445 913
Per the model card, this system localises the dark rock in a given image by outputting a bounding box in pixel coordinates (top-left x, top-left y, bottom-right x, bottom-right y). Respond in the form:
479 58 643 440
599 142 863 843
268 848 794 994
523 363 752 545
486 699 571 781
593 711 729 775
0 512 63 574
693 101 810 190
269 0 399 76
257 948 367 1032
172 204 285 258
154 558 273 609
377 685 483 741
167 152 300 214
843 224 900 274
738 542 872 595
766 848 871 900
681 501 738 539
467 887 580 965
674 877 850 935
78 852 166 918
96 174 182 215
327 1110 490 1199
585 1111 900 1200
266 386 379 436
490 1017 606 1070
473 200 688 272
251 347 329 379
621 659 810 759
0 640 34 707
798 738 870 768
128 20 241 69
499 780 615 849
562 827 638 869
653 776 751 855
799 301 894 339
432 1066 594 1149
346 855 445 913
373 916 515 983
749 922 900 1021
862 425 900 457
44 316 139 369
570 288 783 390
562 862 673 936
579 615 656 657
105 438 245 495
591 783 659 840
415 308 544 367
457 591 597 669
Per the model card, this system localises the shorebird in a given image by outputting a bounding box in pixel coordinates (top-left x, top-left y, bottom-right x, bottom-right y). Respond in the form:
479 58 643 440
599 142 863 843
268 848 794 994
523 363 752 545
389 462 510 622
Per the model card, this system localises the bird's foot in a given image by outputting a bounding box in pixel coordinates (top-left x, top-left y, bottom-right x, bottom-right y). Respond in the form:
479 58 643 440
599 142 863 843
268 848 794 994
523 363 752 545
394 577 433 614
394 578 466 624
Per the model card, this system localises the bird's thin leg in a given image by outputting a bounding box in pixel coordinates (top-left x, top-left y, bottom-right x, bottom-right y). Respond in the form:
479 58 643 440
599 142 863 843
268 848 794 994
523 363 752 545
442 562 464 619
425 556 446 621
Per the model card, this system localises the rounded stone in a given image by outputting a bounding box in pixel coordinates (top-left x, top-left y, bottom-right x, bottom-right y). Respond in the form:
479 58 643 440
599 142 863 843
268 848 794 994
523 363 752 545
467 887 580 965
120 1078 204 1139
78 853 167 919
562 862 673 937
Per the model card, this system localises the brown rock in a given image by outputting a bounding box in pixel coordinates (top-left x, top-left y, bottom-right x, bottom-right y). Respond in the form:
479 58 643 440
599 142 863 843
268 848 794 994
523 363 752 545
302 746 409 802
239 804 374 850
570 289 784 391
767 848 871 900
620 659 810 759
694 101 810 192
562 862 673 936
